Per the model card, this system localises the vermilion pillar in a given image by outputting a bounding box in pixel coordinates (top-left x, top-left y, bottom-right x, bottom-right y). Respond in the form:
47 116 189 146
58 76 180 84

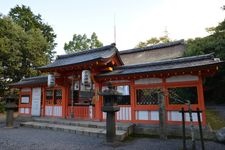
94 83 102 121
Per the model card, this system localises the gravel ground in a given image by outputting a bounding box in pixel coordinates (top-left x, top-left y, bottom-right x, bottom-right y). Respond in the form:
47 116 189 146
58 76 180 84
0 123 224 150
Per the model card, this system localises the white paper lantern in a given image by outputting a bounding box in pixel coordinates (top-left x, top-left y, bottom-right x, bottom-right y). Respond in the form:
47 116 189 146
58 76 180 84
82 70 91 88
47 74 55 87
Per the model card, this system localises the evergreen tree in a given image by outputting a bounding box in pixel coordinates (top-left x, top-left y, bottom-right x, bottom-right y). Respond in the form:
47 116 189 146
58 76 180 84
64 32 103 53
9 5 57 62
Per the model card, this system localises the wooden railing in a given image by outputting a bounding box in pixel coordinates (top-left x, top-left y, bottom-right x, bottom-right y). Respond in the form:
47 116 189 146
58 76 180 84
67 105 94 120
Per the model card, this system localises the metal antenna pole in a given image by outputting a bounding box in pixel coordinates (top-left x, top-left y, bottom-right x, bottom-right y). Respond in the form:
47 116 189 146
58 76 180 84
114 13 116 44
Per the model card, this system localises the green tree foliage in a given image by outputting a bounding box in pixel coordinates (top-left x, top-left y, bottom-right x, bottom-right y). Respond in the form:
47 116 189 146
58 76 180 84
64 32 103 53
89 32 103 49
136 35 171 48
185 18 225 104
0 16 48 97
8 5 56 61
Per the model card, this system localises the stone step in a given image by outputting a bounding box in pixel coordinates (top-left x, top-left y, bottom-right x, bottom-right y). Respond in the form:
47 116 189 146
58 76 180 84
31 117 134 134
20 121 128 141
32 117 107 129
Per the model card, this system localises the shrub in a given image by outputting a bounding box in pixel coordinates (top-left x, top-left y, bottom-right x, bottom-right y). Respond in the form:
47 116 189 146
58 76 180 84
0 101 5 113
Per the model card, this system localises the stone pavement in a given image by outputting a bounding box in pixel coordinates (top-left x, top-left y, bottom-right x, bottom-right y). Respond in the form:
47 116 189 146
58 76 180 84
0 124 224 150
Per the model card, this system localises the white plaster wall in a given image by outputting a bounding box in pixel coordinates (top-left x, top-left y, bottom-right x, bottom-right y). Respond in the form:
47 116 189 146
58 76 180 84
166 75 198 83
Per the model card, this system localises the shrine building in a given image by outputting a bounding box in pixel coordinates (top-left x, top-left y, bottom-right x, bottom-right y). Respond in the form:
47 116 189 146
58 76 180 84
10 40 223 126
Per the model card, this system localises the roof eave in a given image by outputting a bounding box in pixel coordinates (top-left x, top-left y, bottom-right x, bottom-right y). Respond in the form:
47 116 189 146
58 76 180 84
96 62 222 78
38 57 105 71
9 82 47 88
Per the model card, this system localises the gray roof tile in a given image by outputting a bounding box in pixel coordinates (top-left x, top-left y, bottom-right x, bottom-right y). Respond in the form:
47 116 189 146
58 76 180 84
10 53 223 87
119 39 184 55
9 76 47 87
39 43 120 70
97 53 223 77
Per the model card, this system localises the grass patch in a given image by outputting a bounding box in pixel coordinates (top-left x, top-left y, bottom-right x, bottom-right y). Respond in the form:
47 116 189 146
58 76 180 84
206 109 225 130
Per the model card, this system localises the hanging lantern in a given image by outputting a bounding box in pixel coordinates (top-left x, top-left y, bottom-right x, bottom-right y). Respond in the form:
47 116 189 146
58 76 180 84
47 74 55 87
82 70 91 88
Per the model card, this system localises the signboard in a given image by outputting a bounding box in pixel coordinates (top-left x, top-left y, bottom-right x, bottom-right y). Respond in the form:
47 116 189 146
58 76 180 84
31 88 41 116
21 96 29 104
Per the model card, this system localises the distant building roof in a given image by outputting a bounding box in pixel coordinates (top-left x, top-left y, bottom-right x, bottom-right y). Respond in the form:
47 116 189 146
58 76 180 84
97 53 223 77
39 43 123 70
9 75 47 87
119 39 184 55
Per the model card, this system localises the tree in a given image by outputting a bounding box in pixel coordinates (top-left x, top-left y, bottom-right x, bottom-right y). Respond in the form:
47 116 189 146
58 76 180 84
136 35 171 48
90 32 103 49
0 16 22 96
0 16 48 97
64 32 103 53
185 18 225 104
8 5 57 62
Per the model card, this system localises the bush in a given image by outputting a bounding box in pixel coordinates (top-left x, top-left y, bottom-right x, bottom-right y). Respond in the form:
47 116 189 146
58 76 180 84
206 109 225 130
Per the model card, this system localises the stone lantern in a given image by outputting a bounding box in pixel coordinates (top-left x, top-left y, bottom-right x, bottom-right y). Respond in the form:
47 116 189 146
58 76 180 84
5 95 18 127
99 82 120 142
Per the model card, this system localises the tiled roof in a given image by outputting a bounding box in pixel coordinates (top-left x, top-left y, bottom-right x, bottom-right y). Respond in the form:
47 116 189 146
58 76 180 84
9 75 47 87
10 53 223 87
97 53 223 77
119 40 184 55
39 43 122 70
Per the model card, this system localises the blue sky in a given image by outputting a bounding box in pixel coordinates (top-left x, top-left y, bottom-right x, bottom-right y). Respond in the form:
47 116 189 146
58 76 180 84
0 0 224 55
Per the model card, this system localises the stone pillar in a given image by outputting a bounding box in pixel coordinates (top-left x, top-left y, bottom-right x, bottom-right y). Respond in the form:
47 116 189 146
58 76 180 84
159 93 167 139
104 106 120 142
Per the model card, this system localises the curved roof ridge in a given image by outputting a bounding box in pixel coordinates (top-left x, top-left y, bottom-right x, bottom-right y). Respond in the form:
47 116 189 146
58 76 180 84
57 43 116 59
119 39 184 54
38 43 121 70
